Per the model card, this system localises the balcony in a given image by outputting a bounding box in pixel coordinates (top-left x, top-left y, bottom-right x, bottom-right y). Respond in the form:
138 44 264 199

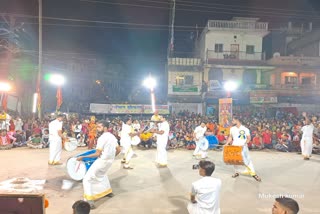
208 20 268 31
251 84 320 96
206 50 267 65
268 56 320 67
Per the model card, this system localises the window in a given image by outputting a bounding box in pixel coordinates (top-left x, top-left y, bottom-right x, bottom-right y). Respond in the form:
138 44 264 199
301 77 312 85
214 44 223 53
246 45 255 54
285 76 297 84
175 75 194 85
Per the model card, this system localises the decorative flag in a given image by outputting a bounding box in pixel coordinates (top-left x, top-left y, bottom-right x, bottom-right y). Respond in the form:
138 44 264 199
1 94 8 112
37 88 41 113
56 87 63 110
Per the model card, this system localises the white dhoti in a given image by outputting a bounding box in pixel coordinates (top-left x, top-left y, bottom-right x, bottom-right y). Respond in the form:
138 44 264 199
187 202 220 214
193 137 209 159
83 158 112 201
122 143 134 166
234 146 256 176
156 139 168 166
49 138 62 164
301 137 313 157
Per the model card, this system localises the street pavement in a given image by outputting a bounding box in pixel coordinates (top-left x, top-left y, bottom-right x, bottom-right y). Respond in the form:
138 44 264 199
0 147 319 214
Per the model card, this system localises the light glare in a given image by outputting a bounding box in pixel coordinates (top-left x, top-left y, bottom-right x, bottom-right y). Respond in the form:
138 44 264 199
224 81 238 92
0 82 12 92
49 74 65 86
143 77 156 90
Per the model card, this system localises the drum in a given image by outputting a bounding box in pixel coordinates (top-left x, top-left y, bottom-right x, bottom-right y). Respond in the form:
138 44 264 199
206 135 219 149
131 136 141 146
223 145 244 165
64 138 78 152
198 137 209 151
66 150 97 181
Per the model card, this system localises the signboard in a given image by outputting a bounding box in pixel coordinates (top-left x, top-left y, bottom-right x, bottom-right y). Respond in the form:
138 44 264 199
208 80 222 91
172 85 198 92
90 104 169 114
219 98 232 135
250 93 277 104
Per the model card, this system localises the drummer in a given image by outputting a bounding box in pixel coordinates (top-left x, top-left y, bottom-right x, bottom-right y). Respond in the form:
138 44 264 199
225 116 262 182
193 121 210 159
76 120 121 209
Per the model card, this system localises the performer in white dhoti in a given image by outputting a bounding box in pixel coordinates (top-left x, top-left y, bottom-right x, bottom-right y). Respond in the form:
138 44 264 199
77 120 121 209
188 160 221 214
120 116 140 169
48 114 65 165
151 116 170 167
226 116 261 182
300 112 314 160
193 122 209 159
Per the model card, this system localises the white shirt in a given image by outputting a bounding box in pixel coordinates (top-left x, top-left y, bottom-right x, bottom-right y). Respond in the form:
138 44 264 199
96 132 118 160
120 123 132 146
14 119 23 131
74 124 82 133
301 123 314 139
230 125 250 146
191 177 221 214
194 126 207 140
49 119 63 140
157 121 170 142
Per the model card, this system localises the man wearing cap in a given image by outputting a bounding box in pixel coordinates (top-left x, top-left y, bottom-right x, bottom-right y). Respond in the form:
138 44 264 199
48 114 66 165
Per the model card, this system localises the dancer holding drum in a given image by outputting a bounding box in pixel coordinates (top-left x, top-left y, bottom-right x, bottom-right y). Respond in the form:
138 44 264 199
193 121 209 159
225 116 261 182
48 114 66 165
76 120 121 209
120 116 141 169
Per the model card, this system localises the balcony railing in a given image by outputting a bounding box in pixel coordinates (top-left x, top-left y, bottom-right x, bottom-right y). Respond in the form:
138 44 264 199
207 50 265 61
208 20 268 31
268 56 320 66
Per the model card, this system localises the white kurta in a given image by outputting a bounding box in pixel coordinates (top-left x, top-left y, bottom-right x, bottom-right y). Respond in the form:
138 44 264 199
120 123 134 164
230 125 256 175
193 126 208 158
156 121 170 165
48 119 63 164
83 132 118 201
301 123 314 157
187 176 221 214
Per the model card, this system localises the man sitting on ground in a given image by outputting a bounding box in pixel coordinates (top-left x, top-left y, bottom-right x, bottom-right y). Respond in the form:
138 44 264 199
72 200 90 214
188 160 221 214
0 129 15 150
272 197 299 214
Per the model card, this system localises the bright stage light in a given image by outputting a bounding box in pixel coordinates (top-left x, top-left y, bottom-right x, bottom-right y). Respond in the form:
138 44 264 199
143 76 156 90
48 74 65 86
224 81 238 92
0 82 12 92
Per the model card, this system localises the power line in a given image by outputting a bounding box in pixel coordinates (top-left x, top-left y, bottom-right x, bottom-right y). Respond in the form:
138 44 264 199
80 0 320 20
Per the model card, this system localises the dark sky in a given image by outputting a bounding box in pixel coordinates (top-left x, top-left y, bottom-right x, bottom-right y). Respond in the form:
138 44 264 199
2 0 320 76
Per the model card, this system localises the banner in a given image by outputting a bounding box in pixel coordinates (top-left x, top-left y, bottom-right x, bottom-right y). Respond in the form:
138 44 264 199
219 98 232 135
208 80 222 91
90 104 169 114
172 85 198 92
250 92 277 104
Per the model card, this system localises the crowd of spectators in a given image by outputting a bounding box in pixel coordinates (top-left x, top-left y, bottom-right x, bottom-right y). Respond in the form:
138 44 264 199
0 108 320 155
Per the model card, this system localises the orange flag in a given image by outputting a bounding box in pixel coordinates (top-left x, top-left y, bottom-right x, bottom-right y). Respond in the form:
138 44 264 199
56 87 63 110
1 94 8 111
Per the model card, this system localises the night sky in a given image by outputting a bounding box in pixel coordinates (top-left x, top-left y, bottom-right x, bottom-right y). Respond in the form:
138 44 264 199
2 0 320 77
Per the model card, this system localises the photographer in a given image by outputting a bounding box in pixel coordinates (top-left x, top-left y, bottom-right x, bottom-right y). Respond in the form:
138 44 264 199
188 160 221 214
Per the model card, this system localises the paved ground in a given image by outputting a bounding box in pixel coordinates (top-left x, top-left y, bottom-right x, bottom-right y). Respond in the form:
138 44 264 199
0 147 319 214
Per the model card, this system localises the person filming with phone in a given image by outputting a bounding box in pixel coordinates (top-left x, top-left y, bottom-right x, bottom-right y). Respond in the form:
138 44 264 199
188 160 221 214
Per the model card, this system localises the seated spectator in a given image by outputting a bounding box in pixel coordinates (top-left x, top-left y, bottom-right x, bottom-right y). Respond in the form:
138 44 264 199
275 134 291 152
216 131 226 144
291 133 300 152
262 129 273 149
185 129 195 149
272 197 299 214
27 134 44 149
139 132 153 149
72 200 90 214
188 160 221 214
249 133 263 150
13 130 26 147
0 129 15 150
42 129 50 148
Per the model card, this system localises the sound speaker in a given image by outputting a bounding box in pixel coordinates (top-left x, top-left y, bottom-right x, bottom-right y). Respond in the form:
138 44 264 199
0 193 45 214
